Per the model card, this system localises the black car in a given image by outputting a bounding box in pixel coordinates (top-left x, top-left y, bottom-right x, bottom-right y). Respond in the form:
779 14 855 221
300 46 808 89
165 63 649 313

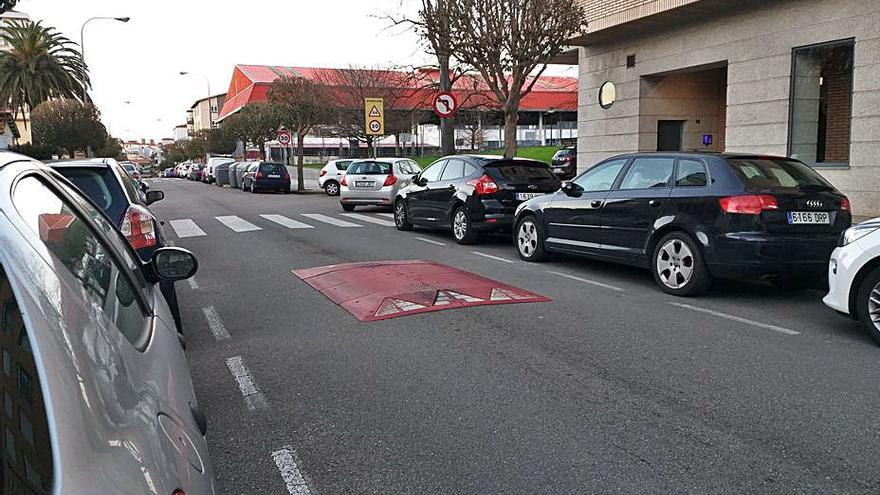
241 162 291 193
50 159 183 330
550 145 577 180
514 153 851 296
394 155 561 244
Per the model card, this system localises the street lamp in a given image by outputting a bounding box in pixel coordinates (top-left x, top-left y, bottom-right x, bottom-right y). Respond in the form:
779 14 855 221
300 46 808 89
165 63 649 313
180 71 213 129
80 16 130 102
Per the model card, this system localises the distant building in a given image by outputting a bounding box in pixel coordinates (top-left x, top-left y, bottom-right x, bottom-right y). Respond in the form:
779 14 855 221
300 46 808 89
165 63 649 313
189 94 225 134
173 124 189 142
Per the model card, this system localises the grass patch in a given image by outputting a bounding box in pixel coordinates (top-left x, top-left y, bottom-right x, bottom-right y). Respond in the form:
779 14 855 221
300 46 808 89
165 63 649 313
412 146 559 168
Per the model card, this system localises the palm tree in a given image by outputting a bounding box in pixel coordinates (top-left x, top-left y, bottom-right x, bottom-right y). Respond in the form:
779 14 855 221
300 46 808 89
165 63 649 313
0 20 89 124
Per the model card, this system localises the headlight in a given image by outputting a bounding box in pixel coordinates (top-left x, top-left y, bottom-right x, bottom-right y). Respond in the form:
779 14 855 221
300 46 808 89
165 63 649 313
840 225 880 246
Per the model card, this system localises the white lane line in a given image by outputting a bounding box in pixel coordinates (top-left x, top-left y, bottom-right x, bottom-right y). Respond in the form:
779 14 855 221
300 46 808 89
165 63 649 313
301 213 362 228
415 237 447 246
187 277 200 290
471 251 515 264
340 213 396 227
202 306 231 341
669 302 800 336
377 213 395 219
216 215 262 232
170 219 206 238
260 214 315 229
272 447 313 495
225 356 268 411
548 271 625 292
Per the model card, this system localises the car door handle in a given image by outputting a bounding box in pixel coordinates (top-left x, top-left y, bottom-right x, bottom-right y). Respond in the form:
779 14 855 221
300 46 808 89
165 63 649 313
590 200 603 208
648 200 662 207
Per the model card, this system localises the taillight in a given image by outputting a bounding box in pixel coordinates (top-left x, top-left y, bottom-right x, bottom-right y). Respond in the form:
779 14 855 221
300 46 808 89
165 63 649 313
840 197 851 212
341 176 347 186
719 195 778 215
383 175 398 187
283 172 291 181
565 156 574 162
466 174 499 196
256 172 264 179
120 205 156 250
319 170 327 177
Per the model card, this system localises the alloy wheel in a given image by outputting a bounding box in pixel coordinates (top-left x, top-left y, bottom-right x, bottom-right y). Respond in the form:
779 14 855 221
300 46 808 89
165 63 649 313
395 202 407 227
453 210 468 240
656 238 695 289
326 182 339 196
517 220 538 258
868 282 880 332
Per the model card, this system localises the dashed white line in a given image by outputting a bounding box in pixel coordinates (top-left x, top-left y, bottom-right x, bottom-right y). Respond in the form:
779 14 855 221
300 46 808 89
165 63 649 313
225 356 268 411
272 447 313 495
415 237 447 246
216 215 262 232
301 213 362 228
340 213 396 227
260 214 315 229
471 251 515 264
202 306 231 340
170 219 206 238
548 271 625 292
187 276 200 290
669 302 800 336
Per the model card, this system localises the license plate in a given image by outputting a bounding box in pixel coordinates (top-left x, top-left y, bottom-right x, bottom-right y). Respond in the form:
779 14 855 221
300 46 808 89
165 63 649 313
787 211 831 224
355 181 373 187
516 192 543 201
268 174 281 178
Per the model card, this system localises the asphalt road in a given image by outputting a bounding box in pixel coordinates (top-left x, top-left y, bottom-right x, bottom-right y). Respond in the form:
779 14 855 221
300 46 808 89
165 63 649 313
150 177 880 495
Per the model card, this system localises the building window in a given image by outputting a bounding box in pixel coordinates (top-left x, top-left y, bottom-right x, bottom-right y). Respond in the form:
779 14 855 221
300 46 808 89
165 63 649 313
789 39 854 167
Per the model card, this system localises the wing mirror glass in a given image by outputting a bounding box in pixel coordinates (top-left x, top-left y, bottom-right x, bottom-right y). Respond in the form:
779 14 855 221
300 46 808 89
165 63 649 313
561 181 584 197
151 247 198 281
145 190 164 205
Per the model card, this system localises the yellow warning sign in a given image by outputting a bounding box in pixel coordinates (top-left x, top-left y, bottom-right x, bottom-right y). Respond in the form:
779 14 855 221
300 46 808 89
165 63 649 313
365 97 384 136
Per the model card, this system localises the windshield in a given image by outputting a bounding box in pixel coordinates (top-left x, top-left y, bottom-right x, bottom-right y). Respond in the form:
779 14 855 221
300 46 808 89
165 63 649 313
552 148 575 159
728 158 832 190
347 161 392 175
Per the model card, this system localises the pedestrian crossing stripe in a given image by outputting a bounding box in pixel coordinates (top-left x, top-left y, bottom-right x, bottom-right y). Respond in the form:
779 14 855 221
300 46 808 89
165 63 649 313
374 298 427 317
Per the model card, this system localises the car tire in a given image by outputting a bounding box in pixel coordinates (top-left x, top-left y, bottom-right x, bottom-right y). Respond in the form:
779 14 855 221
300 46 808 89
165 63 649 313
515 215 547 262
651 231 712 297
394 199 413 231
855 266 880 346
452 206 479 245
342 203 356 212
325 181 340 196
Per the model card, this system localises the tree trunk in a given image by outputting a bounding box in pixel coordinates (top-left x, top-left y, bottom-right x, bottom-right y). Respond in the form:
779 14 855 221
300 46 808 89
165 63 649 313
296 133 305 192
503 109 518 159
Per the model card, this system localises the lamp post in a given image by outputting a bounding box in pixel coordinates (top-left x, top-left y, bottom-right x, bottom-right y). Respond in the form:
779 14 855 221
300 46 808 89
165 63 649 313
80 16 130 102
180 71 213 129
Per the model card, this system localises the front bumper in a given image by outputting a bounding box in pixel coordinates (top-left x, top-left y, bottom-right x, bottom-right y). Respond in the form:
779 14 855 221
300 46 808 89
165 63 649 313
823 242 866 316
706 232 840 281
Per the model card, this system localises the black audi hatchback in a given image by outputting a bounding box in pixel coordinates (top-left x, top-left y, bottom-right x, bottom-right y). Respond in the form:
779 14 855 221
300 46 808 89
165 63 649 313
514 152 851 296
395 155 561 244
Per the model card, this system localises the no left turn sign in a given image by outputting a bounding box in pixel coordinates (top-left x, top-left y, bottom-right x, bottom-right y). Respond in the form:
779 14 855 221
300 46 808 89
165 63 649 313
433 92 459 118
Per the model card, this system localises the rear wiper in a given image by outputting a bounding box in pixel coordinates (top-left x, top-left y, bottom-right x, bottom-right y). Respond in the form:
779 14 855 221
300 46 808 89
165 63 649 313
798 184 833 192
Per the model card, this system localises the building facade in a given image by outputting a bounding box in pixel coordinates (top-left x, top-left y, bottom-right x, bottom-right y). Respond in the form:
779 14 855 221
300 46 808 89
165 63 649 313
190 94 225 134
572 0 880 215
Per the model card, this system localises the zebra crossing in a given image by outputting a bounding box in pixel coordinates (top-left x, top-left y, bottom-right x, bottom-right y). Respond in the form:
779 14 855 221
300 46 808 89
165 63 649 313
169 212 396 239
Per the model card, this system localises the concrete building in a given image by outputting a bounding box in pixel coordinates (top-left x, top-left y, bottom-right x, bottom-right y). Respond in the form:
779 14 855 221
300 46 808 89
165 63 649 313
173 124 189 142
190 93 225 134
569 0 880 215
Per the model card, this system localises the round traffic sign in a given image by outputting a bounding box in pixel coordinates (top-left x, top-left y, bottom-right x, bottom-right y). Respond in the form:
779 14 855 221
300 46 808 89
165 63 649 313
277 130 292 145
369 120 382 133
432 91 459 118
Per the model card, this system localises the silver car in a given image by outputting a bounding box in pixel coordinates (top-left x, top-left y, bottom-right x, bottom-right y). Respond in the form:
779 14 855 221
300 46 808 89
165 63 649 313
340 158 422 211
0 152 215 494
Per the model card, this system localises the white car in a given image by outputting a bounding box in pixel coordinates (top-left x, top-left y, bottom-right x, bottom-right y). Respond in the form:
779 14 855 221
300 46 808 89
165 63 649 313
318 159 354 196
824 218 880 345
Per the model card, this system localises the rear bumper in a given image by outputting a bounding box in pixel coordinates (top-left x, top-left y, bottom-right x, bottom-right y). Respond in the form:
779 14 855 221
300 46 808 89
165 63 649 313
253 179 290 191
551 165 576 180
706 232 839 280
340 187 394 205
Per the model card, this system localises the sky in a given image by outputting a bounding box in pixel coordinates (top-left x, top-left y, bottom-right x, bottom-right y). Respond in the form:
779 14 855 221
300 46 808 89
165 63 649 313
17 0 578 141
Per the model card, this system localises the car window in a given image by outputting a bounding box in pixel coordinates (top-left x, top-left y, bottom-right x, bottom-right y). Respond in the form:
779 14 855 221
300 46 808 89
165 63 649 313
13 177 149 347
676 159 709 187
488 162 558 183
407 160 422 174
440 159 465 181
259 163 287 175
0 265 54 494
463 163 478 177
347 161 392 175
113 165 142 203
335 160 353 171
619 158 674 190
420 160 447 183
552 148 575 160
728 158 831 189
574 159 628 192
54 168 128 224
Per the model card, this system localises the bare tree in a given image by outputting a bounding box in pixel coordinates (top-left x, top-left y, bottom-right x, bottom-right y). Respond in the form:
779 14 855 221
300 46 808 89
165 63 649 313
222 102 279 160
269 76 331 191
444 0 585 158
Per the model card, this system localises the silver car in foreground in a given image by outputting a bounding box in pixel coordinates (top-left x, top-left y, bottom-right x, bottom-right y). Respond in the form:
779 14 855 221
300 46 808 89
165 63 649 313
339 157 421 211
0 152 215 494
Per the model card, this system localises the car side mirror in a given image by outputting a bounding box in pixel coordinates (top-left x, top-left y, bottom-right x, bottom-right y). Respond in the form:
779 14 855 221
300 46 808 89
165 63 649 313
415 176 428 187
145 190 164 205
151 247 198 282
561 181 584 197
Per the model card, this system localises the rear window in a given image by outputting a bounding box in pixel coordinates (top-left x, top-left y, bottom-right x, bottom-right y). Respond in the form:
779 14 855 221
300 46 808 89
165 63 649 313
728 158 831 189
335 160 353 171
54 168 128 224
484 161 558 182
259 163 287 175
347 161 391 175
552 148 575 159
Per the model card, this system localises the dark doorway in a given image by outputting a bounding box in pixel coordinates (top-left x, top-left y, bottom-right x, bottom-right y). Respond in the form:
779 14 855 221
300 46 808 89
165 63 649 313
657 121 684 151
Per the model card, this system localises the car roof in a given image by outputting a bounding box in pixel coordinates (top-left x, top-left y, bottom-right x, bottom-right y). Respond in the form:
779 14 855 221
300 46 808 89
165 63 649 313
50 160 112 169
349 157 408 164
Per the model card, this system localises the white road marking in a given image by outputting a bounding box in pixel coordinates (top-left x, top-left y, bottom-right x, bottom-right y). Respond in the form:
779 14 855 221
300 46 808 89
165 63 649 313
377 213 395 219
202 306 231 340
260 214 315 229
187 277 200 290
301 213 361 228
216 215 262 232
166 240 175 247
340 213 396 227
225 356 268 411
272 447 313 495
170 219 206 238
669 302 800 336
415 237 447 246
471 251 514 264
548 271 625 292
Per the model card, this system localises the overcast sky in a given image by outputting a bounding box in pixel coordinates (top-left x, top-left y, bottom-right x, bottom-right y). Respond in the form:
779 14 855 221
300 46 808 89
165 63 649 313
17 0 578 141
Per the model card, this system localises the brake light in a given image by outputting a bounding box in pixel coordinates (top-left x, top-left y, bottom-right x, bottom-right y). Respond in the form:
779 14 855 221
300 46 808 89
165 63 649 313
320 170 327 177
565 156 574 162
840 197 851 212
283 172 291 181
341 175 347 186
383 175 398 187
256 172 264 179
120 205 156 250
466 174 499 196
719 195 778 215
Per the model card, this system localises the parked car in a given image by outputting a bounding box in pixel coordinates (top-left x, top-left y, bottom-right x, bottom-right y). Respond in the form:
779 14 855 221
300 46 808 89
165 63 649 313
394 155 560 244
341 158 422 211
241 161 291 193
139 165 154 178
188 163 204 181
0 151 214 494
50 159 183 332
824 218 880 345
319 159 354 196
163 166 175 177
551 145 577 180
204 157 233 184
120 161 141 181
514 152 852 296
